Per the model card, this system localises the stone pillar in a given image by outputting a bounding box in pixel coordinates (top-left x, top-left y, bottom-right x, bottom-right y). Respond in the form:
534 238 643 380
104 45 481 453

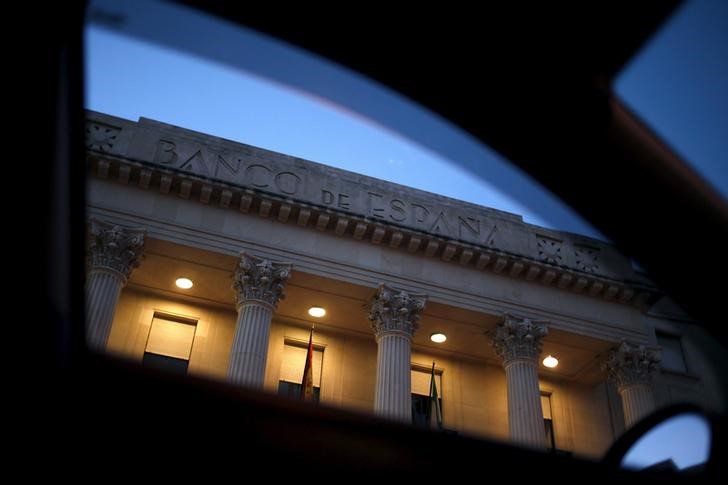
491 314 549 449
603 340 660 428
368 284 427 422
86 219 145 352
228 252 291 389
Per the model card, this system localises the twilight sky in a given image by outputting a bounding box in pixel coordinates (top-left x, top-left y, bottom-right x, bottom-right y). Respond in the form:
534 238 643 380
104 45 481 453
85 0 726 239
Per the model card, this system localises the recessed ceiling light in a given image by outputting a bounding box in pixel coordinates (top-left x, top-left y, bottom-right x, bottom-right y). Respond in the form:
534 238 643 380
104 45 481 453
175 277 193 289
430 332 447 343
543 355 559 368
308 306 326 318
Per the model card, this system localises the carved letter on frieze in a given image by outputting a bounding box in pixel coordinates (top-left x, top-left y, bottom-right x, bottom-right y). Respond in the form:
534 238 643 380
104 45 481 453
411 203 431 225
214 154 241 177
245 164 272 188
602 340 661 390
274 171 301 195
179 150 210 176
88 219 146 283
485 225 498 246
321 189 335 205
491 314 548 365
154 140 178 165
429 212 451 236
232 253 292 310
368 284 427 340
389 199 407 222
458 216 480 238
337 193 350 210
368 192 385 219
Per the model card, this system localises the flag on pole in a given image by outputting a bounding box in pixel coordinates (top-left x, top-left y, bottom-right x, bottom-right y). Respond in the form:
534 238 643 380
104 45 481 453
428 361 442 429
300 326 314 401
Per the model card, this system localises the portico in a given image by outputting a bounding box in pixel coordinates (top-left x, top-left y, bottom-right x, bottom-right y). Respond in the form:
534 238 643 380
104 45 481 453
85 110 673 458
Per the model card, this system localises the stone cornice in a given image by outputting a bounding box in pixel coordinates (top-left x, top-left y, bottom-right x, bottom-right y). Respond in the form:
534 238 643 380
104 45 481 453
602 340 661 391
368 284 427 340
490 314 548 365
87 218 146 283
232 252 291 310
85 111 661 308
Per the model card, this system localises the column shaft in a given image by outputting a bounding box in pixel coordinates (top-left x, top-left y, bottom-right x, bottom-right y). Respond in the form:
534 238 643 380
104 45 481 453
228 302 273 388
227 252 291 389
505 360 545 448
85 270 124 352
620 384 656 428
374 334 412 422
368 283 427 422
491 314 549 449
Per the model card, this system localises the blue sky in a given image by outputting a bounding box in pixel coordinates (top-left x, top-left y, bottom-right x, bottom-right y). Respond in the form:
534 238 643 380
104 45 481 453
616 0 728 201
86 0 726 239
85 24 557 230
622 413 710 470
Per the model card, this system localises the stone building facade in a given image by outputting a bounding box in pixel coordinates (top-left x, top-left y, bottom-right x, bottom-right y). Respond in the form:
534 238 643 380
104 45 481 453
85 110 722 457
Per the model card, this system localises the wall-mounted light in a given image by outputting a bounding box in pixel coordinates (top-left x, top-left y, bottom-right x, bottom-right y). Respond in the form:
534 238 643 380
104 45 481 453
430 332 447 343
543 355 559 368
308 306 326 318
175 277 193 289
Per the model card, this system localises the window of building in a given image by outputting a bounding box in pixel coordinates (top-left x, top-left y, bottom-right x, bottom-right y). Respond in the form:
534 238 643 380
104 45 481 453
278 339 323 403
541 392 555 450
278 381 321 402
657 332 688 373
411 367 442 426
142 313 198 374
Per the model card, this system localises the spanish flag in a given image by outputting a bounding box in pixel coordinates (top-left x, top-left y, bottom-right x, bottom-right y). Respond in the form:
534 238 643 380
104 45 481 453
300 327 314 401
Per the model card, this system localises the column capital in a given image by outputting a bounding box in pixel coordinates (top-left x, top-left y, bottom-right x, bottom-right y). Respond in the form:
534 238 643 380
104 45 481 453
88 218 146 283
232 252 291 310
368 284 427 340
603 340 661 390
491 314 548 365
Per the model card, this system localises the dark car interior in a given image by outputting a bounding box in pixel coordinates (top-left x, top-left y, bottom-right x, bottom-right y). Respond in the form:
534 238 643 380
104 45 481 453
35 0 726 480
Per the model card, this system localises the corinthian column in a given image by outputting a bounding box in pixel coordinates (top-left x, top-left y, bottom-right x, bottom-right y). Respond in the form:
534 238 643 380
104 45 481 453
228 252 291 389
86 219 145 352
491 314 549 449
603 340 660 428
368 284 427 422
